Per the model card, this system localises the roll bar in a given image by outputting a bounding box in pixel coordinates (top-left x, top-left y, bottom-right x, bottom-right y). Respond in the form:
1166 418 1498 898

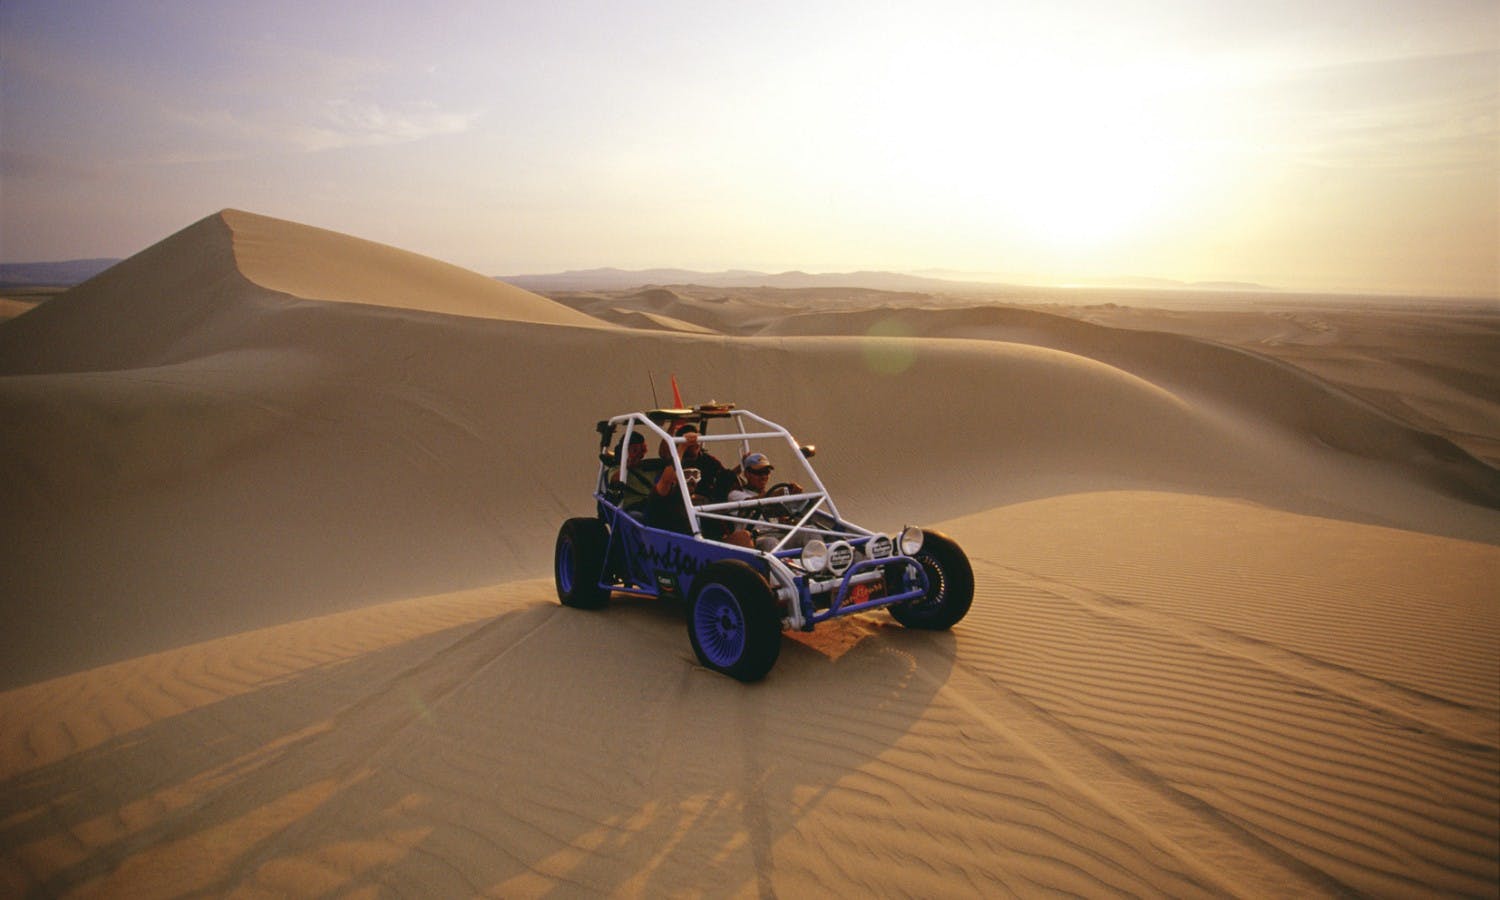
596 408 857 546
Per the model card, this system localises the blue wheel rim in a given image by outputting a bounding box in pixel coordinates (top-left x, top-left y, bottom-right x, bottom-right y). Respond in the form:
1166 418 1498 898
694 584 746 667
557 538 575 594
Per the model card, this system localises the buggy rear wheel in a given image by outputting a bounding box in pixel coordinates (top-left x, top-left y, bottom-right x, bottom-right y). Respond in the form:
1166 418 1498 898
889 530 973 630
687 561 782 682
555 517 610 609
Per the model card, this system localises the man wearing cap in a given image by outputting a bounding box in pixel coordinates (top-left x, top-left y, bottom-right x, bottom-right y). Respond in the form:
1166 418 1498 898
724 452 777 548
729 452 775 504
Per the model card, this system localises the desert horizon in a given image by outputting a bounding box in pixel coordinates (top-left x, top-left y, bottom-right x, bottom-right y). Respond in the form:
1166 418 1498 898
0 208 1495 896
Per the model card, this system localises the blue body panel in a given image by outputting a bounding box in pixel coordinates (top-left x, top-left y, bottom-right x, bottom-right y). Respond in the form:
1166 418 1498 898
593 494 929 626
596 495 766 600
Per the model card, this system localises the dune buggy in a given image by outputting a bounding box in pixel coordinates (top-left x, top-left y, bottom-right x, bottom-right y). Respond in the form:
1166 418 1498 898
554 403 974 682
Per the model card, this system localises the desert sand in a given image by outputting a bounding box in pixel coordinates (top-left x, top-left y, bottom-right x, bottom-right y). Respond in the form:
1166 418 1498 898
1 210 1496 897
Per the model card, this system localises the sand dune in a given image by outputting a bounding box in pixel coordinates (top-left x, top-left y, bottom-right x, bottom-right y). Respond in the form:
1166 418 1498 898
225 210 604 328
597 306 719 334
554 285 1500 472
548 286 792 336
1032 301 1500 470
1 210 1495 896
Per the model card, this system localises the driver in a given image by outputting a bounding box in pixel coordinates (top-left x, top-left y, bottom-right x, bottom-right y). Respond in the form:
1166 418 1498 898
728 452 774 504
725 452 777 549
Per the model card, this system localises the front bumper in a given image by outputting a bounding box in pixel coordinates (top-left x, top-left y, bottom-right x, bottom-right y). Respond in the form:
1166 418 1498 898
791 555 930 629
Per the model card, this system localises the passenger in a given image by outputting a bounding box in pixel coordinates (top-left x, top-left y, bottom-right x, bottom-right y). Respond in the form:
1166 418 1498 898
607 432 664 519
651 423 731 536
666 424 732 501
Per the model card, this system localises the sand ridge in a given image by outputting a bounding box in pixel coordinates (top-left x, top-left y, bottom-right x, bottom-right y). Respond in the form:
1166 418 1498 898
222 209 607 328
1 210 1496 896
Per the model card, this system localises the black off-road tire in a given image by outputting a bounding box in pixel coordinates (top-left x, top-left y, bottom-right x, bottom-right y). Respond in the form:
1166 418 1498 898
555 518 610 609
889 530 974 630
687 561 783 682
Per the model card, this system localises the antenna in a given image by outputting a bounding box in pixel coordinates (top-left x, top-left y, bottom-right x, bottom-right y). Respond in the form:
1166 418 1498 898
648 371 661 408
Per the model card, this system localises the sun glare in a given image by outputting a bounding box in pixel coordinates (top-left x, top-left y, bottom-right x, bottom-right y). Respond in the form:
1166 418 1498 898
994 110 1183 248
843 44 1204 254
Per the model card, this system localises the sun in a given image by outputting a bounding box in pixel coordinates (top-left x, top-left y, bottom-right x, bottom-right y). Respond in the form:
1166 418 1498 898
856 50 1204 252
996 114 1184 249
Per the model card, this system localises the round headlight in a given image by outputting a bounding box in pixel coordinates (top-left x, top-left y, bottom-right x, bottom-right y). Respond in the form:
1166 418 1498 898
866 533 893 560
827 540 855 575
800 539 829 574
898 526 924 556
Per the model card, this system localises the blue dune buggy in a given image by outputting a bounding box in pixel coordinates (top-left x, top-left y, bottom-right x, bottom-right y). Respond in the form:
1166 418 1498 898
554 404 974 681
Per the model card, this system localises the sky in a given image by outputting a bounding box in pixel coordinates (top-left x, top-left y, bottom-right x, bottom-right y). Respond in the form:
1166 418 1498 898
2 1 1497 297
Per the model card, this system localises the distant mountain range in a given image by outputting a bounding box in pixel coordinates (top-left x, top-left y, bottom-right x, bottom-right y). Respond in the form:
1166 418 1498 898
0 258 120 287
498 267 1277 294
497 267 995 293
0 257 1276 296
1066 275 1278 292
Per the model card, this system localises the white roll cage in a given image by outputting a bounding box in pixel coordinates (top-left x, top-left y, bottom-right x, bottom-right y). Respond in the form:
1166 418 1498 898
599 409 875 553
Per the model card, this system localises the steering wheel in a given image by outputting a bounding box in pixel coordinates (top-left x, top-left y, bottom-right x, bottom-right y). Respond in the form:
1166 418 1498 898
764 482 810 520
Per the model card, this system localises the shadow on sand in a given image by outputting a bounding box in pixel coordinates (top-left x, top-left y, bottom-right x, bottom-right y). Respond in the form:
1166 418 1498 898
1 593 957 896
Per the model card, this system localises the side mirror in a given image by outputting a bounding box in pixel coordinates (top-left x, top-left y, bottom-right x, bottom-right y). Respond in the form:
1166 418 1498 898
799 444 817 459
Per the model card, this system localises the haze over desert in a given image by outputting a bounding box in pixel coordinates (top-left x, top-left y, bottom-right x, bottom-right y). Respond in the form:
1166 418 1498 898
0 209 1496 897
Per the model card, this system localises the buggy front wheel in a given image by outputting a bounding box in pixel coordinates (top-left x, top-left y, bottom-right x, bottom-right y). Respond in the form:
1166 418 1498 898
889 530 973 630
687 561 782 682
